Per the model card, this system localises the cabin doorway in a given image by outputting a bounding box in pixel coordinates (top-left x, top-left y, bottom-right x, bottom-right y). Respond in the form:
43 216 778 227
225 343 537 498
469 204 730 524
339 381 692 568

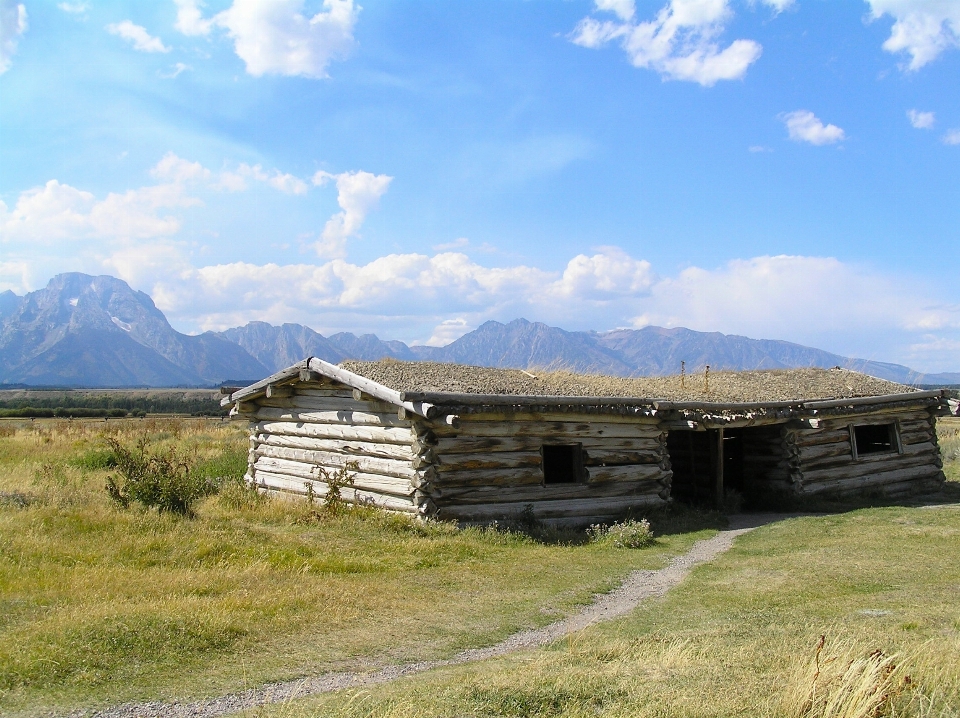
667 425 785 509
666 430 720 507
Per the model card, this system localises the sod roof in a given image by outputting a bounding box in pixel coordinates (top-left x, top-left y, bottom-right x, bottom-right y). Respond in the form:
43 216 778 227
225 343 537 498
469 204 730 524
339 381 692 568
340 361 913 404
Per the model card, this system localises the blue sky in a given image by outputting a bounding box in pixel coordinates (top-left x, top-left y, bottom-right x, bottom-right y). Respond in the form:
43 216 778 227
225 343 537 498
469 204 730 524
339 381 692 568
1 0 958 371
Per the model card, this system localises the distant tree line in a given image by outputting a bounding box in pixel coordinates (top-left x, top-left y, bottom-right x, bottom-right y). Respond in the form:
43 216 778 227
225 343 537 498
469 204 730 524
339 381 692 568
0 394 225 418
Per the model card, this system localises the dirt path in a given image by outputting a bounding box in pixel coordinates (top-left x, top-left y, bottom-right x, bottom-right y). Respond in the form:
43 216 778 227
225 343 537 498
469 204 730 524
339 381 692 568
70 514 785 718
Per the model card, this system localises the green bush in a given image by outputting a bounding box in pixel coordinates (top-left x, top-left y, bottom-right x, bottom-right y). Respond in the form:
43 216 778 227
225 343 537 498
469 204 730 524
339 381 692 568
71 447 119 471
105 438 217 516
587 518 655 549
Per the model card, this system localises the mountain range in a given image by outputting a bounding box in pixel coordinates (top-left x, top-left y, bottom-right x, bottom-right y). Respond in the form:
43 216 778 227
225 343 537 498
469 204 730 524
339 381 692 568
2 273 958 388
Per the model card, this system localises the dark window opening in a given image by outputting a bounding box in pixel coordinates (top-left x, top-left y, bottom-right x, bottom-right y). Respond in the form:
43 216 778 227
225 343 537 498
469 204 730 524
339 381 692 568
542 444 583 484
852 423 898 457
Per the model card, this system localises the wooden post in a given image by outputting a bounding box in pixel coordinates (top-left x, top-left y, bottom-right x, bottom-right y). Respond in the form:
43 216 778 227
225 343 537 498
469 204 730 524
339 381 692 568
715 427 724 508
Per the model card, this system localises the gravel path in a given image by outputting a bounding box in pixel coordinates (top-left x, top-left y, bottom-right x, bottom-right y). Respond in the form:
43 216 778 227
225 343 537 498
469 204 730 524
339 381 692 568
66 514 783 718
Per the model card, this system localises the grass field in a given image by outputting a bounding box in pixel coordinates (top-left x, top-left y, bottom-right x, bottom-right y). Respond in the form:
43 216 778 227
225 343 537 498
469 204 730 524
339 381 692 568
1 417 958 716
0 418 716 715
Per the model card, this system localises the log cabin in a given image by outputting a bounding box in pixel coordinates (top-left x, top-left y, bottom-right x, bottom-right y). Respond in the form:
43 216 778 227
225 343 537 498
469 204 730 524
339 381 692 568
221 358 959 525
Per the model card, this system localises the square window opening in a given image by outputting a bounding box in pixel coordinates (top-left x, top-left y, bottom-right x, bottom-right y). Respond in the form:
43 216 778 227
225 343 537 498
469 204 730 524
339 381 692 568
852 423 898 457
542 444 583 484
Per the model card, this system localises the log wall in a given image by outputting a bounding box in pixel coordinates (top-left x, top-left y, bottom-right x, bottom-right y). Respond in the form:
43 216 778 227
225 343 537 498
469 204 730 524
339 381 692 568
785 407 944 499
243 382 428 514
423 413 671 525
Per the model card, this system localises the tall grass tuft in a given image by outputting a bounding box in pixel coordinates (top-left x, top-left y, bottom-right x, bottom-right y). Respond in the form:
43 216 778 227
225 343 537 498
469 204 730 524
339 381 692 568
781 635 911 718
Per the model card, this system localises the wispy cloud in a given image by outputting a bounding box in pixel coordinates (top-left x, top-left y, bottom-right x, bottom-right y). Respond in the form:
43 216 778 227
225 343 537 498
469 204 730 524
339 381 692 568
158 62 192 79
106 21 170 53
0 1 28 75
943 129 960 146
58 2 88 14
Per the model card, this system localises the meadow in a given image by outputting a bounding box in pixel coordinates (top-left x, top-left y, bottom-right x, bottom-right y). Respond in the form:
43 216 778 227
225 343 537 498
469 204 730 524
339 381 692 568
0 416 957 717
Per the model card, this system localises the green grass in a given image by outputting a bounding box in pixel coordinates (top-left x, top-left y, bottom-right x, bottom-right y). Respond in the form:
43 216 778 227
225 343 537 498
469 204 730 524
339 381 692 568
254 505 960 718
0 419 710 715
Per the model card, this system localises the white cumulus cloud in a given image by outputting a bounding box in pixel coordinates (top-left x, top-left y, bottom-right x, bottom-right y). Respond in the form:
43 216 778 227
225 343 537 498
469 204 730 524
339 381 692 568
943 129 960 145
106 20 171 53
907 109 935 129
570 0 763 86
868 0 960 70
174 0 213 36
0 1 27 75
781 110 846 145
177 0 359 78
312 170 392 258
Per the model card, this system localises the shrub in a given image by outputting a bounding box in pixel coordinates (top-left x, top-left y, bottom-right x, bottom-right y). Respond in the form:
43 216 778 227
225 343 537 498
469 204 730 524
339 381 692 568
587 519 655 549
70 447 118 471
319 462 358 515
105 438 217 516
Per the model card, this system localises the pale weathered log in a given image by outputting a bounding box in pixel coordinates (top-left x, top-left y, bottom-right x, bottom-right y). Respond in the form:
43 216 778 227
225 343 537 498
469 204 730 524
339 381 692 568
252 458 417 497
899 429 936 445
254 444 419 480
801 463 944 494
252 470 418 512
436 420 662 440
252 406 412 428
800 451 941 484
815 410 932 432
797 441 854 463
430 435 661 456
801 440 937 473
788 429 853 448
587 463 668 484
583 448 663 466
254 432 415 461
295 388 355 399
434 451 541 473
256 420 415 445
257 395 398 413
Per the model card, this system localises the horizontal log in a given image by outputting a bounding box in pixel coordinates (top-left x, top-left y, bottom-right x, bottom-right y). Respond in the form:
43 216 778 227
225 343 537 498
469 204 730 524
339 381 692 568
826 475 944 499
252 459 417 497
899 429 936 446
254 432 415 461
438 495 666 521
254 444 418 480
253 406 411 428
295 387 355 399
797 441 854 463
803 390 941 410
587 464 669 484
257 421 415 445
435 451 541 473
430 476 666 504
583 449 663 466
815 410 932 431
401 390 666 407
800 451 941 484
801 463 944 495
802 440 937 472
430 435 661 456
787 429 852 448
256 395 397 413
253 470 418 513
435 420 662 440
